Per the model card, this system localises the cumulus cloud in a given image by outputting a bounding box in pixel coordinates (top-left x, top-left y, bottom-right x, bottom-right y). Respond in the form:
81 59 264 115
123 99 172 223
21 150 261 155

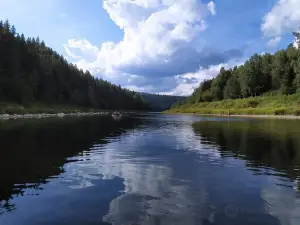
261 0 300 38
294 28 300 49
64 0 243 95
63 39 99 61
117 48 242 77
207 1 216 16
266 36 282 48
159 65 223 96
160 59 245 96
124 60 243 96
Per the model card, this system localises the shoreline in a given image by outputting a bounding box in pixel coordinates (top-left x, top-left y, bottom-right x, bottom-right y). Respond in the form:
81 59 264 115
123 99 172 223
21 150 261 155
0 112 111 120
164 112 300 120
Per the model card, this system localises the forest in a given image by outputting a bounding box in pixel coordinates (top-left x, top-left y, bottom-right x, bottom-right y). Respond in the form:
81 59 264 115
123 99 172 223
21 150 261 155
140 93 185 111
0 20 149 111
170 29 300 115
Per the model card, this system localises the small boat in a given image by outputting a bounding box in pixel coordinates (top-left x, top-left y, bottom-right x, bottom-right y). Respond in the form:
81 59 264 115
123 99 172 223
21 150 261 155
112 111 123 120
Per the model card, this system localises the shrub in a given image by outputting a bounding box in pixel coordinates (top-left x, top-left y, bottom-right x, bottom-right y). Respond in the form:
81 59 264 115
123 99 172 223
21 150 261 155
274 108 287 115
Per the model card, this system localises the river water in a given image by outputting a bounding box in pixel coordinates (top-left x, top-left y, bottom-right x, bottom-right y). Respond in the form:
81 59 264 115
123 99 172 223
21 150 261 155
0 113 300 225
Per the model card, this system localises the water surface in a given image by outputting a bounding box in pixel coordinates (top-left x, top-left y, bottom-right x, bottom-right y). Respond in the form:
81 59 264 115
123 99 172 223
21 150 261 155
0 114 300 225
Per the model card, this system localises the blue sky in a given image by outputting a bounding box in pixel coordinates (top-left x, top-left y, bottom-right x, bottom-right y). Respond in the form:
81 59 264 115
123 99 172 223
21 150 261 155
1 0 299 95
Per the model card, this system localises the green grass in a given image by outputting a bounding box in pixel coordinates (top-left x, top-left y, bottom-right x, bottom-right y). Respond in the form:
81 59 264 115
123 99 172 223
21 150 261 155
165 94 300 116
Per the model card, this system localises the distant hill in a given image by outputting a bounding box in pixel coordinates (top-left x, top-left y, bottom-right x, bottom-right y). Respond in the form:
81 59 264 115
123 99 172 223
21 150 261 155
140 93 186 111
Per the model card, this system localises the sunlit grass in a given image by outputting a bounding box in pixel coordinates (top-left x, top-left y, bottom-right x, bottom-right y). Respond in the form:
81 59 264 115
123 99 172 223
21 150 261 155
166 93 300 116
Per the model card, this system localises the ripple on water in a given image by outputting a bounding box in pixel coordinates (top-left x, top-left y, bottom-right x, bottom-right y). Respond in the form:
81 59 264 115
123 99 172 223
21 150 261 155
1 114 300 225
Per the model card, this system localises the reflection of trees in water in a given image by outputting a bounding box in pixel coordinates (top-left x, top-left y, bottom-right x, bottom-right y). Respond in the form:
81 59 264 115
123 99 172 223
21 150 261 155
192 120 300 182
193 120 300 225
0 181 48 215
0 200 15 216
0 116 143 214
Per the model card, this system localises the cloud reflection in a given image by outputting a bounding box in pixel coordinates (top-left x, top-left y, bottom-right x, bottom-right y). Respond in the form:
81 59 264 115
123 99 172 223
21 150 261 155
62 128 216 224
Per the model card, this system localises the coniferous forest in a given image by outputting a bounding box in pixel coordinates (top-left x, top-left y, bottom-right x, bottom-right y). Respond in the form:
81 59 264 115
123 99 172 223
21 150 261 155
170 29 300 115
140 93 185 111
0 20 149 111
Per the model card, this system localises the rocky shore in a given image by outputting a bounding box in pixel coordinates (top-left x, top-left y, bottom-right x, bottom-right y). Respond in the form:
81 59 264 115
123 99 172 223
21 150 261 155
0 112 110 120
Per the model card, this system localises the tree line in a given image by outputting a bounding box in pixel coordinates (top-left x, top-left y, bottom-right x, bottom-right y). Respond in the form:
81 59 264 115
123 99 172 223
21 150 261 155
0 20 149 110
140 93 185 111
173 30 300 107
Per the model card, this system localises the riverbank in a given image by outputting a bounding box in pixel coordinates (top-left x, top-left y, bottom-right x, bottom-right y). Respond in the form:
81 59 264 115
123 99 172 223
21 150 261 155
164 111 300 120
166 94 300 118
0 112 111 120
0 103 138 120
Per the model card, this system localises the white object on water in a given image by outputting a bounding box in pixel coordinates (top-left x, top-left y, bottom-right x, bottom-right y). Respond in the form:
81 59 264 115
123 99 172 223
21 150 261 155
294 28 300 49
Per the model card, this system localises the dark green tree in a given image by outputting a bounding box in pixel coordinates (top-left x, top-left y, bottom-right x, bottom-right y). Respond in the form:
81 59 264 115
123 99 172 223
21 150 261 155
0 20 149 110
211 67 231 100
171 27 300 109
272 50 294 94
224 74 241 99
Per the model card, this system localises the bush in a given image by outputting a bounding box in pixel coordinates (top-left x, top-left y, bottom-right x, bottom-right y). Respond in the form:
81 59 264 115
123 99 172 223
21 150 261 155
274 108 287 115
293 109 300 116
247 100 259 108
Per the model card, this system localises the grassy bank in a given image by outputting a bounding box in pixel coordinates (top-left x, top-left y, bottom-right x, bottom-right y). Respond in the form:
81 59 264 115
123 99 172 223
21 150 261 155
165 94 300 116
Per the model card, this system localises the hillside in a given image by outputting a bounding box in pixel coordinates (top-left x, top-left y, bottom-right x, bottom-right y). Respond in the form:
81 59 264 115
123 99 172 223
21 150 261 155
140 93 185 111
168 29 300 116
0 20 149 112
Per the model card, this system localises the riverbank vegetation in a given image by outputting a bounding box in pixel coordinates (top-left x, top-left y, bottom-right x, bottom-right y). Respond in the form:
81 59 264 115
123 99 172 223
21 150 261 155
167 93 300 116
168 29 300 116
0 20 149 112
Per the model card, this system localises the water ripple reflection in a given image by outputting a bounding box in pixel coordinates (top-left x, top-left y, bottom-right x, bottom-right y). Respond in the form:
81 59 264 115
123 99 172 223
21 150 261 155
0 114 300 225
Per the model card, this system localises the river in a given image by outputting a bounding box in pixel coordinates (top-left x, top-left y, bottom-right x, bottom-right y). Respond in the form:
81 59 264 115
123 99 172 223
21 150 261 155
0 113 300 225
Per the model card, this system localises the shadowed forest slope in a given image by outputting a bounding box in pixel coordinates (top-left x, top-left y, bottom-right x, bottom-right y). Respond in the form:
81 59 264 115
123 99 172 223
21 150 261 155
0 20 149 111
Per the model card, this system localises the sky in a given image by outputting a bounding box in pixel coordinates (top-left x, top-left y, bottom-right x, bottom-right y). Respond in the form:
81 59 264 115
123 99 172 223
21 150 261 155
0 0 299 96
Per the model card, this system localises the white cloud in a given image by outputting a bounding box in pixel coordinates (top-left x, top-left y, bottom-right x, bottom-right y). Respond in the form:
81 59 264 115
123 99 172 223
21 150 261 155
266 36 282 47
207 1 216 16
160 59 245 96
159 65 223 96
65 0 216 69
294 28 300 49
63 45 81 59
261 0 300 38
63 0 227 94
63 39 99 61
